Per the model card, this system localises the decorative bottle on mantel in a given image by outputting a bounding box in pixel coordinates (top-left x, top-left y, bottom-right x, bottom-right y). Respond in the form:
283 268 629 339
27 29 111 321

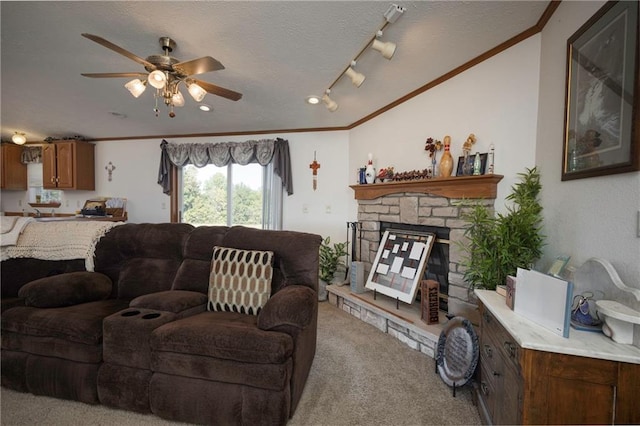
365 153 376 184
439 136 454 178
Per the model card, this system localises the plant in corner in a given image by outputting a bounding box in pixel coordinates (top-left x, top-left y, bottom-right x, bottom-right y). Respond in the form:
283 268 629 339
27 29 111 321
319 237 348 283
459 167 544 291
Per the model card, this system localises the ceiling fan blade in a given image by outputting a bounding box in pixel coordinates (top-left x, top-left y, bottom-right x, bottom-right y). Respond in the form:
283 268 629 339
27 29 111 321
193 79 243 101
81 72 148 78
173 57 225 76
81 33 156 69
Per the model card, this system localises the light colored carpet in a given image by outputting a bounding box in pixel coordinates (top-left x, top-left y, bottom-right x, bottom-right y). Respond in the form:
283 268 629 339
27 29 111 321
1 302 481 425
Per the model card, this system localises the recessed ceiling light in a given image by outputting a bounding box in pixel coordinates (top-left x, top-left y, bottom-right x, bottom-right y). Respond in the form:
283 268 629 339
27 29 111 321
109 111 127 119
306 96 321 105
199 104 213 112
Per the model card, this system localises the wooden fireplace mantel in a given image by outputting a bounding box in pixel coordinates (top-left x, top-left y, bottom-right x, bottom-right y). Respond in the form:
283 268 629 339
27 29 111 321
349 174 503 200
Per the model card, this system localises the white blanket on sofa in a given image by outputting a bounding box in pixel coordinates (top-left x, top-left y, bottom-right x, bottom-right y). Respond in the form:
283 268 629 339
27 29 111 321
1 216 35 246
0 221 121 271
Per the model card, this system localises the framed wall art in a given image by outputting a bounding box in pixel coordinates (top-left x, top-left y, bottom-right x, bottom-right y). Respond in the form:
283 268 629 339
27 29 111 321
562 0 639 181
365 229 435 304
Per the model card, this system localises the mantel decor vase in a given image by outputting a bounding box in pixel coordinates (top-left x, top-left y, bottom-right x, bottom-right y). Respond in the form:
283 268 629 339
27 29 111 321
439 136 454 178
365 153 375 184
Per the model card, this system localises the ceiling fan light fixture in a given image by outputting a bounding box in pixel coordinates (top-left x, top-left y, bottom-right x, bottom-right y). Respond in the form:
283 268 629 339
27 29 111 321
344 67 366 87
12 132 26 145
124 79 147 98
171 90 185 107
148 70 167 89
187 82 207 102
322 94 338 112
199 104 213 112
371 39 396 60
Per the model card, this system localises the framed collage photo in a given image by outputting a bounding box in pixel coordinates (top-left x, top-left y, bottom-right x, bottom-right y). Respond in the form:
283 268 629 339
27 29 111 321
365 230 435 304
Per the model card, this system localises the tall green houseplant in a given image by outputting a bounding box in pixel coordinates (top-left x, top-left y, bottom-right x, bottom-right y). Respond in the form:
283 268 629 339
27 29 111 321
460 167 544 290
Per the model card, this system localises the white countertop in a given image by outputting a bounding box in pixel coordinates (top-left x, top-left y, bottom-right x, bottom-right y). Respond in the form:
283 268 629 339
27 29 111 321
475 290 640 365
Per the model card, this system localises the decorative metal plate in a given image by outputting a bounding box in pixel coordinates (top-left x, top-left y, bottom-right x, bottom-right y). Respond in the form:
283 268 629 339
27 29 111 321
435 316 479 387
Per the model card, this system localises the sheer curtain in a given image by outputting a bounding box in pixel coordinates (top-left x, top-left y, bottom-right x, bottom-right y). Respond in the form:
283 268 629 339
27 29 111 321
157 138 292 229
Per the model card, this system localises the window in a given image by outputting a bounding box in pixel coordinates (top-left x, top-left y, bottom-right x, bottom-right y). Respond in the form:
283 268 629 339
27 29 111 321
180 163 282 229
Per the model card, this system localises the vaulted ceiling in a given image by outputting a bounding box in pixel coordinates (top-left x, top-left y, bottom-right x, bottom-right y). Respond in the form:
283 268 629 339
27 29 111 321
1 1 552 142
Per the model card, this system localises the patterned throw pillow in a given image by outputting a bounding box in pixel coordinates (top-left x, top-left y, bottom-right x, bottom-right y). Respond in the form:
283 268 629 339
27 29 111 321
208 246 274 315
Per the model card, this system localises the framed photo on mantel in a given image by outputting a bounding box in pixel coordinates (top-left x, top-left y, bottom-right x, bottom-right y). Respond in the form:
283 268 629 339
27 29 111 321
561 0 639 181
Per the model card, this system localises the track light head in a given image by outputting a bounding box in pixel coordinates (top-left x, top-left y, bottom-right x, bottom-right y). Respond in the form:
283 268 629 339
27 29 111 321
344 67 365 87
371 39 396 60
322 94 338 112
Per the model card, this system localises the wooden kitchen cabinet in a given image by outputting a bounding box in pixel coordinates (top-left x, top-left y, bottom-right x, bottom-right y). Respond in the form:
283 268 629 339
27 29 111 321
42 140 94 190
476 292 640 425
1 143 27 190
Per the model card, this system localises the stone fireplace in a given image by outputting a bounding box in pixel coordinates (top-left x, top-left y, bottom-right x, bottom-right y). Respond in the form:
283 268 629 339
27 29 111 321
353 175 501 320
327 175 502 357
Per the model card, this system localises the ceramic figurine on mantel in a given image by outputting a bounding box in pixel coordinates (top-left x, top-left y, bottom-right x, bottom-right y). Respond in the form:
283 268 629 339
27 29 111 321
439 135 454 178
462 134 477 176
365 153 376 184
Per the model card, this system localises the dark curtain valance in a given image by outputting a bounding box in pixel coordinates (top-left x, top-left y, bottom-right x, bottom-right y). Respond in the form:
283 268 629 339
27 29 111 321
21 146 42 164
158 138 293 195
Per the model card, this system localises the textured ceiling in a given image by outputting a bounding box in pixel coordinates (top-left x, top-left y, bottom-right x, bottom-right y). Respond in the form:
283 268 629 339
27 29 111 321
0 1 550 142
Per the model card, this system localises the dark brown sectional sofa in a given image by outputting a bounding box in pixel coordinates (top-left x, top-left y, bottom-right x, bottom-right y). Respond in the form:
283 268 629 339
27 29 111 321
1 223 322 425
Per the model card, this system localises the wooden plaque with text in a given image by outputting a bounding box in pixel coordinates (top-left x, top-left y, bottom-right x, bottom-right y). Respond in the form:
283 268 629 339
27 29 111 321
420 279 439 324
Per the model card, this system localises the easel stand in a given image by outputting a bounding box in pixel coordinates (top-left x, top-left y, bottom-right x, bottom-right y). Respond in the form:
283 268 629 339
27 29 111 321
372 289 400 310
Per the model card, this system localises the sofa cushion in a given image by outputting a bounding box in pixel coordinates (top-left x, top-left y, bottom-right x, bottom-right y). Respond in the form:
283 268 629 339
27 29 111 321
1 299 129 347
18 271 112 308
208 246 274 316
151 311 293 364
117 258 182 300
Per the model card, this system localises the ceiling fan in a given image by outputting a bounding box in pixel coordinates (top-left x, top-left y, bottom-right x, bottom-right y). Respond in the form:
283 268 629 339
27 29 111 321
81 33 242 117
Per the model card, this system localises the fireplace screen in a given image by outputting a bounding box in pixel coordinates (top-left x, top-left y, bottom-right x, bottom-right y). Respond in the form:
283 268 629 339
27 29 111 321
365 229 436 304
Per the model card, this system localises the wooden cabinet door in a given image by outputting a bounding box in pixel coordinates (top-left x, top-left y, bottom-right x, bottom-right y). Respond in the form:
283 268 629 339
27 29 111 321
54 142 75 189
42 144 57 188
1 144 28 190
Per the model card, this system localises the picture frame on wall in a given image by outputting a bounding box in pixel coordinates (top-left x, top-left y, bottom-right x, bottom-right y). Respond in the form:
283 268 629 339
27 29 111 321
561 0 639 181
456 153 488 176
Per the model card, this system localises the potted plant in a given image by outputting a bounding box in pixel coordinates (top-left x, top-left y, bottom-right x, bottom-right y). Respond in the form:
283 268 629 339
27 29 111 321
318 236 348 301
459 167 544 291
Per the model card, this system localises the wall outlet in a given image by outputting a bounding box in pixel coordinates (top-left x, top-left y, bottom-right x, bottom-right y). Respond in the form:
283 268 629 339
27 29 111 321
65 200 69 207
18 199 22 207
77 200 81 208
325 205 332 214
302 204 309 214
161 202 166 210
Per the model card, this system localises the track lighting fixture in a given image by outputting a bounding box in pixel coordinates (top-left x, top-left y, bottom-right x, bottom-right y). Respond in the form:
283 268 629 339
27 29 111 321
12 132 27 145
310 4 405 112
322 92 338 112
345 62 366 87
371 37 396 60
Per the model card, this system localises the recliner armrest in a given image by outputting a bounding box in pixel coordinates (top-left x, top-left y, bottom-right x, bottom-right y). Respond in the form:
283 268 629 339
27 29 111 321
18 271 112 308
258 285 316 331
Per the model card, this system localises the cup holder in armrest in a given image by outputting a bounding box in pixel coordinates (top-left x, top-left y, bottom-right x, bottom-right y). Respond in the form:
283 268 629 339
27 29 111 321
121 310 141 317
142 313 161 320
